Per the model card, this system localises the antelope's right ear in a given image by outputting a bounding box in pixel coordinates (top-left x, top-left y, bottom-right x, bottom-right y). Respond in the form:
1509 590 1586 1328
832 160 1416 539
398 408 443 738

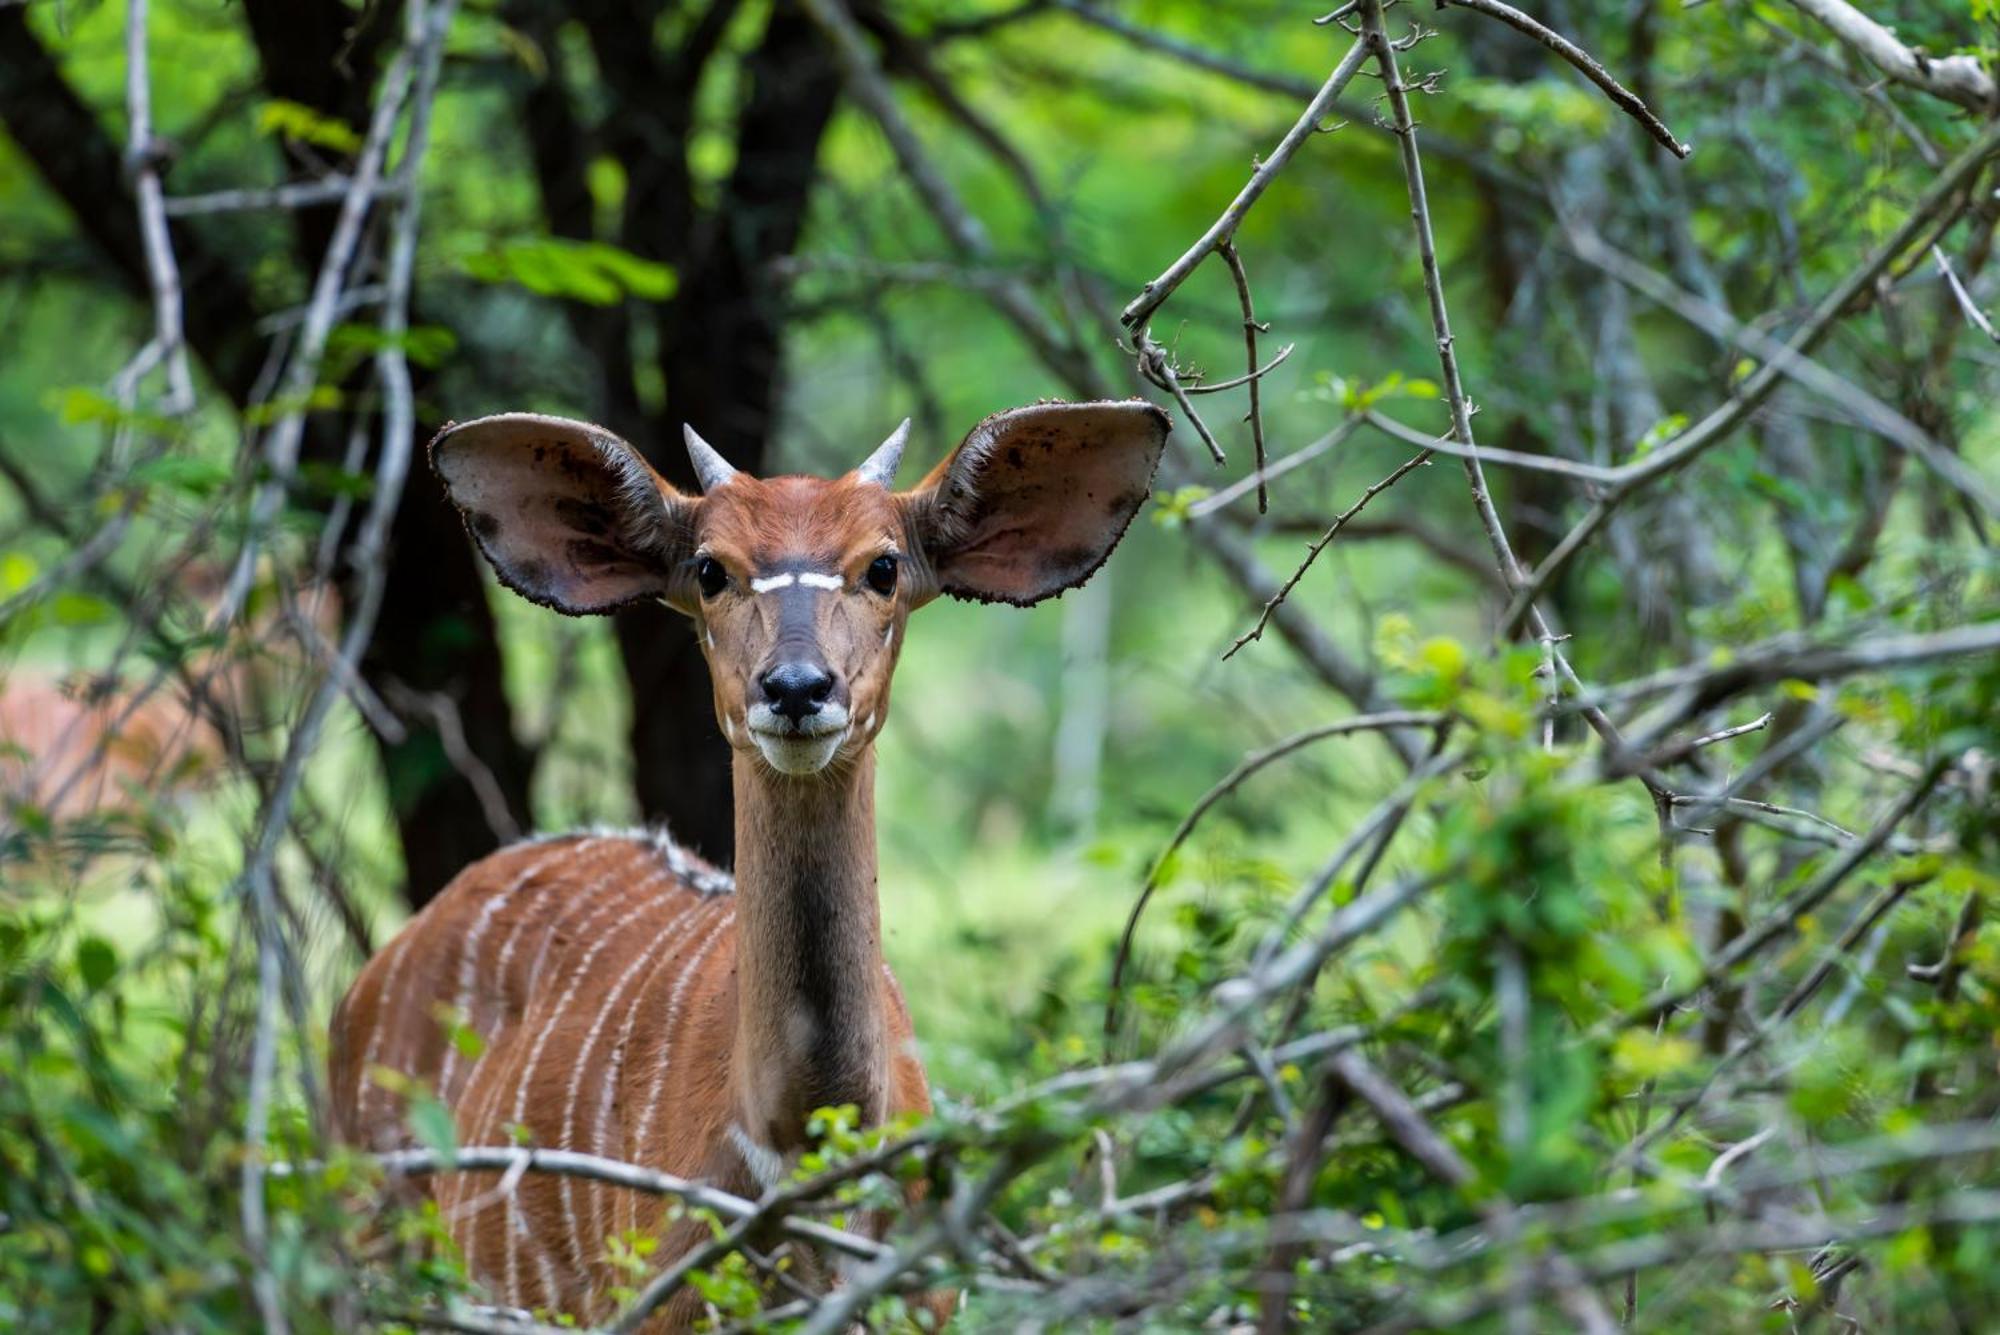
431 413 694 615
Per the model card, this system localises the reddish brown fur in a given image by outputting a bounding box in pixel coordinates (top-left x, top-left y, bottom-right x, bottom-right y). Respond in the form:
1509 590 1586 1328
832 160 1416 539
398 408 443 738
329 831 930 1325
330 401 1167 1328
2 579 342 826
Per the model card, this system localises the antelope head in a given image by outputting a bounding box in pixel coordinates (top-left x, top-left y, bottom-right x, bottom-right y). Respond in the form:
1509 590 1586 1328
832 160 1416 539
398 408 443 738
430 401 1171 777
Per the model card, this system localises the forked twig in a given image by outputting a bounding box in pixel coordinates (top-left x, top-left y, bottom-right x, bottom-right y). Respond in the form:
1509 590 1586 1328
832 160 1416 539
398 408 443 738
1180 345 1296 395
1121 33 1373 329
1217 241 1271 511
1136 333 1227 463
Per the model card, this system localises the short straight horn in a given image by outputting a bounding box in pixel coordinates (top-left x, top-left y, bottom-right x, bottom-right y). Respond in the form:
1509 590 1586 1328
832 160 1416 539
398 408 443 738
683 424 739 492
855 419 910 489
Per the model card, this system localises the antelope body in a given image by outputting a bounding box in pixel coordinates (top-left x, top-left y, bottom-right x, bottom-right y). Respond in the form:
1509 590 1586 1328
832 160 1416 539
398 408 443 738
329 399 1168 1325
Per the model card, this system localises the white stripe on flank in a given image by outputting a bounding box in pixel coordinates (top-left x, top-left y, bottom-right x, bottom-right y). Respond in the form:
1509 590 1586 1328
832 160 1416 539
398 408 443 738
356 927 415 1138
450 859 604 1223
605 893 720 1242
796 571 843 590
440 859 583 1237
532 1245 560 1313
557 890 702 1272
487 842 639 1298
457 841 625 1280
621 902 735 1237
437 850 567 1099
503 878 671 1290
749 573 794 592
453 828 722 1256
456 840 617 1131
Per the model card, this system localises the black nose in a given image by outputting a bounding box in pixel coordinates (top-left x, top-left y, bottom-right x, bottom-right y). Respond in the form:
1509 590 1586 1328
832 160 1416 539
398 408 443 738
761 661 835 722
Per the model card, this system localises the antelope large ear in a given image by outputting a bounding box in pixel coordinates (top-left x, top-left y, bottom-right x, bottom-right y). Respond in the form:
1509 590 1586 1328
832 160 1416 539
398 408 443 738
903 400 1170 606
430 413 692 615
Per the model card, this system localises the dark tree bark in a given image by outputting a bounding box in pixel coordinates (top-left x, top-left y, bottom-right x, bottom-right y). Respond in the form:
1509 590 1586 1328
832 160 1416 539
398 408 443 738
510 0 843 864
625 4 841 865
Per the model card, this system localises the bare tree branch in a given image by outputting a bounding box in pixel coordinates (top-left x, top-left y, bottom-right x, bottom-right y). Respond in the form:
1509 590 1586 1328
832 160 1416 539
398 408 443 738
1783 0 1997 111
1438 0 1690 157
1120 33 1371 330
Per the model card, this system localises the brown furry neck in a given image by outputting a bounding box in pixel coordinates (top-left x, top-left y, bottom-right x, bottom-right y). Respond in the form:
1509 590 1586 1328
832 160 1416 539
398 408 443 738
727 750 889 1150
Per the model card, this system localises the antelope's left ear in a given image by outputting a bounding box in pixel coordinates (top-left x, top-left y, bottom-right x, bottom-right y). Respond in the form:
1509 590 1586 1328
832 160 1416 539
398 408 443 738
430 413 694 615
901 400 1170 607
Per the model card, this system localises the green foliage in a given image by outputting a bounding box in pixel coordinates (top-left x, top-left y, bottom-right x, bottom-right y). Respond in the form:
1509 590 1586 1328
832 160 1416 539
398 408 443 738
457 238 678 306
257 100 363 155
3 0 1999 1329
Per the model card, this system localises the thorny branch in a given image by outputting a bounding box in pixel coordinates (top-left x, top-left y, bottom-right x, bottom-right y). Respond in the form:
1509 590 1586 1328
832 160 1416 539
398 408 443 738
9 0 1995 1330
1435 0 1689 157
263 0 2000 1322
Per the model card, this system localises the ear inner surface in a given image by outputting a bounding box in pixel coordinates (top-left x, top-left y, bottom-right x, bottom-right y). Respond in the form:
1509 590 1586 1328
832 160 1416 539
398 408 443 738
431 413 687 615
915 399 1170 606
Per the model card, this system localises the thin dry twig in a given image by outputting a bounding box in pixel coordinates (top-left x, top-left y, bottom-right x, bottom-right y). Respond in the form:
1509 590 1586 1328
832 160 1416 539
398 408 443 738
124 0 193 417
1186 416 1360 518
1222 450 1432 658
1329 1050 1620 1332
1437 0 1689 157
1566 225 2000 517
1362 407 1618 482
1103 710 1443 1051
1137 334 1228 464
1625 757 1950 1027
1933 242 2000 343
1782 0 1997 111
236 5 454 1326
164 175 402 217
1121 33 1372 330
1177 340 1295 396
1217 241 1271 510
1504 118 2000 636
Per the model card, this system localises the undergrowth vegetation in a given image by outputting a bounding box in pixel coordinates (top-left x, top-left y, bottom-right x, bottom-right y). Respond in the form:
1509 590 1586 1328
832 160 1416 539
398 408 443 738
3 0 1999 1330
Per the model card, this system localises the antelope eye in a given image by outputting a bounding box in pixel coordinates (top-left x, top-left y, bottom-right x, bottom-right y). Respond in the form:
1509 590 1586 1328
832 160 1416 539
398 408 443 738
696 556 727 598
865 554 898 596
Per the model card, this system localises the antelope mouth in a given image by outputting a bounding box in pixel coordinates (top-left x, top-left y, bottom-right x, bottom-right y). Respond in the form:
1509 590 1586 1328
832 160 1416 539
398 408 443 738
745 703 850 775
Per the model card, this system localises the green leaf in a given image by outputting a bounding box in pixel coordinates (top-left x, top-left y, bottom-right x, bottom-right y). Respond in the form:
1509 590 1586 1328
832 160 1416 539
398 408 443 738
1610 1030 1697 1081
42 386 174 436
406 1094 458 1167
0 551 38 595
459 238 678 306
75 937 117 991
257 100 362 155
51 592 114 626
243 385 344 425
326 322 459 369
132 456 233 499
1149 485 1211 528
297 461 376 501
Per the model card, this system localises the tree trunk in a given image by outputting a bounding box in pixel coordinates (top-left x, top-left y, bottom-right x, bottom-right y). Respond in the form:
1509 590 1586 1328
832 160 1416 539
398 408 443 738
618 2 843 864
